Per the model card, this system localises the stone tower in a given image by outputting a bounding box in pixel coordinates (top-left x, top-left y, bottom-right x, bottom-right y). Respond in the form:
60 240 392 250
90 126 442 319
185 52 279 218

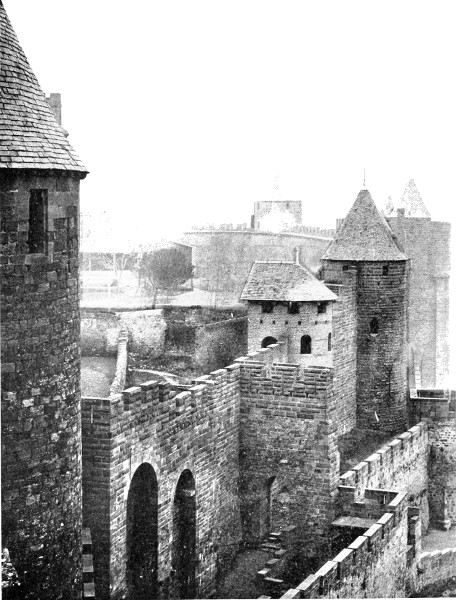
321 189 409 433
0 2 88 598
385 179 451 388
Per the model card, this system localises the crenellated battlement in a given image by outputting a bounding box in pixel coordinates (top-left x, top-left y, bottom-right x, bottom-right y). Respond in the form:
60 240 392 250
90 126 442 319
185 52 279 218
338 421 428 501
280 491 409 599
410 388 456 422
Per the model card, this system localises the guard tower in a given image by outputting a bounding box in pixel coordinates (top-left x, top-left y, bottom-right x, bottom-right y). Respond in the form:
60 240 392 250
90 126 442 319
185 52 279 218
1 2 88 597
321 189 409 433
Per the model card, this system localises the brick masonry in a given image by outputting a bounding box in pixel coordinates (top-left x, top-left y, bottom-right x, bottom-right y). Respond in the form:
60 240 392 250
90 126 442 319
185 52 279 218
388 213 451 387
246 301 333 368
321 260 408 433
1 171 84 599
238 359 340 554
82 367 243 599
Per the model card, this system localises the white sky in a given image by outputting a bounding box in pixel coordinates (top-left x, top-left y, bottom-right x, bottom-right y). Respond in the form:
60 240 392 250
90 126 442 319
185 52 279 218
5 0 456 380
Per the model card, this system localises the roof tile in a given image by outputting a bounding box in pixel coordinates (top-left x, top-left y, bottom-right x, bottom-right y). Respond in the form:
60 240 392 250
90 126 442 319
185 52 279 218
240 261 338 302
322 189 407 261
0 1 87 172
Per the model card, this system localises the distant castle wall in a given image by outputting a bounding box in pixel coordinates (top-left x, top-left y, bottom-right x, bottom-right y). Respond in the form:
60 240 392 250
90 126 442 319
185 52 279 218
180 229 332 297
387 213 451 387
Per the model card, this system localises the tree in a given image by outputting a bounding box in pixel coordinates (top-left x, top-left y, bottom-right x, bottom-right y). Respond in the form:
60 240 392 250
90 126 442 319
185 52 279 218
138 247 193 307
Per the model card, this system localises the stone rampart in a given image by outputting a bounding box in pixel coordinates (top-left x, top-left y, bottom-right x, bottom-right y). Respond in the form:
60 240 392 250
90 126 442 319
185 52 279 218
238 358 339 551
82 364 243 599
338 422 429 528
281 491 410 598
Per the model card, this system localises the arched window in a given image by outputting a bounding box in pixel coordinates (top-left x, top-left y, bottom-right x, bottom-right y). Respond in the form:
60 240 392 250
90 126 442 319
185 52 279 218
126 463 158 599
301 335 311 354
172 470 197 599
370 317 379 334
262 336 277 348
328 332 332 351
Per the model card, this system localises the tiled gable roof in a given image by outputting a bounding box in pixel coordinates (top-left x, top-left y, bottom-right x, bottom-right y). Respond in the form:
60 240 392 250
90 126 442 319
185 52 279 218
240 261 338 302
0 2 87 172
399 179 431 218
322 189 407 261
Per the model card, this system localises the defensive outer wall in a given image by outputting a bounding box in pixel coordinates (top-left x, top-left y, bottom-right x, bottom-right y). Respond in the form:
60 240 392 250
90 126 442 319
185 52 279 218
82 343 346 599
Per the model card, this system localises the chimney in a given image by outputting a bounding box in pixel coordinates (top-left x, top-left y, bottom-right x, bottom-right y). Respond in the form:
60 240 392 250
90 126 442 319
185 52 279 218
46 93 62 125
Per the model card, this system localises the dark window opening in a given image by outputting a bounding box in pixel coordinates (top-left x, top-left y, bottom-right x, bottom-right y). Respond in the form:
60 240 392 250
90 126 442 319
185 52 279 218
261 301 274 314
298 321 302 326
301 335 312 354
262 336 277 348
29 189 48 253
126 463 158 600
288 302 300 314
342 265 349 271
382 264 389 276
285 320 288 325
328 333 332 351
370 318 379 334
317 302 327 314
172 470 196 599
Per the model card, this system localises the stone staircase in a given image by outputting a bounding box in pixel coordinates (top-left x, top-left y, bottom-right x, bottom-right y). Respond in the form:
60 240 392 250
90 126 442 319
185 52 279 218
257 531 291 598
82 528 95 599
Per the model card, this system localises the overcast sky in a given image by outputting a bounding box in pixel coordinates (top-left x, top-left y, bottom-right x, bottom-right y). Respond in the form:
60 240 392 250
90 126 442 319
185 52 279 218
4 1 456 381
6 0 456 239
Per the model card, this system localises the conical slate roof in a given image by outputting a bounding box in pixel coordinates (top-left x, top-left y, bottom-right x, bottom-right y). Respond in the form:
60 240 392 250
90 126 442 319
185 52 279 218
322 189 407 261
0 1 87 172
240 261 338 302
399 179 431 218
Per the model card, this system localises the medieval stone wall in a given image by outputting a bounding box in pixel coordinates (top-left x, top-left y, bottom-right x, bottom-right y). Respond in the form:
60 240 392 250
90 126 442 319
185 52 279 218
247 301 333 368
239 361 340 554
321 265 358 438
388 214 451 387
180 230 331 295
1 172 83 599
339 421 429 530
356 261 409 432
82 367 243 599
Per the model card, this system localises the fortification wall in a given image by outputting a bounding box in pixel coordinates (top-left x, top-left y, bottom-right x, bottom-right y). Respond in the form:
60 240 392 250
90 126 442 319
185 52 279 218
194 316 248 373
323 266 358 438
338 422 429 530
281 491 411 599
238 359 339 552
409 391 456 529
82 366 244 599
1 173 83 599
180 230 331 295
81 308 166 357
388 215 451 387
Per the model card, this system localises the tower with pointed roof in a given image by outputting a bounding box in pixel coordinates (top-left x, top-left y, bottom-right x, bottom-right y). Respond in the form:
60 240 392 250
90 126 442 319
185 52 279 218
386 180 450 388
321 189 409 433
0 1 87 597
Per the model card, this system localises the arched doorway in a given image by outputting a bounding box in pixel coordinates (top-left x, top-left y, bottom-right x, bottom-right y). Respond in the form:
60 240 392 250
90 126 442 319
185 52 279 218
262 336 277 348
172 470 197 599
126 463 158 599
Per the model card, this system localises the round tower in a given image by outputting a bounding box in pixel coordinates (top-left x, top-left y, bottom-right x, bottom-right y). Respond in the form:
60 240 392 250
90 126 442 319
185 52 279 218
321 189 409 433
0 3 88 597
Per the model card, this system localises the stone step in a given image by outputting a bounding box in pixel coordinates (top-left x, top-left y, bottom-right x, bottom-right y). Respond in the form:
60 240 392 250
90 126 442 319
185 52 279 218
83 582 95 598
260 543 282 551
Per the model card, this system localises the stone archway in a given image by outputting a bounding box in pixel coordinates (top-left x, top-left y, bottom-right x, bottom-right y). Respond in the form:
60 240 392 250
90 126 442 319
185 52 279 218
262 336 278 348
172 469 197 599
126 463 159 599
